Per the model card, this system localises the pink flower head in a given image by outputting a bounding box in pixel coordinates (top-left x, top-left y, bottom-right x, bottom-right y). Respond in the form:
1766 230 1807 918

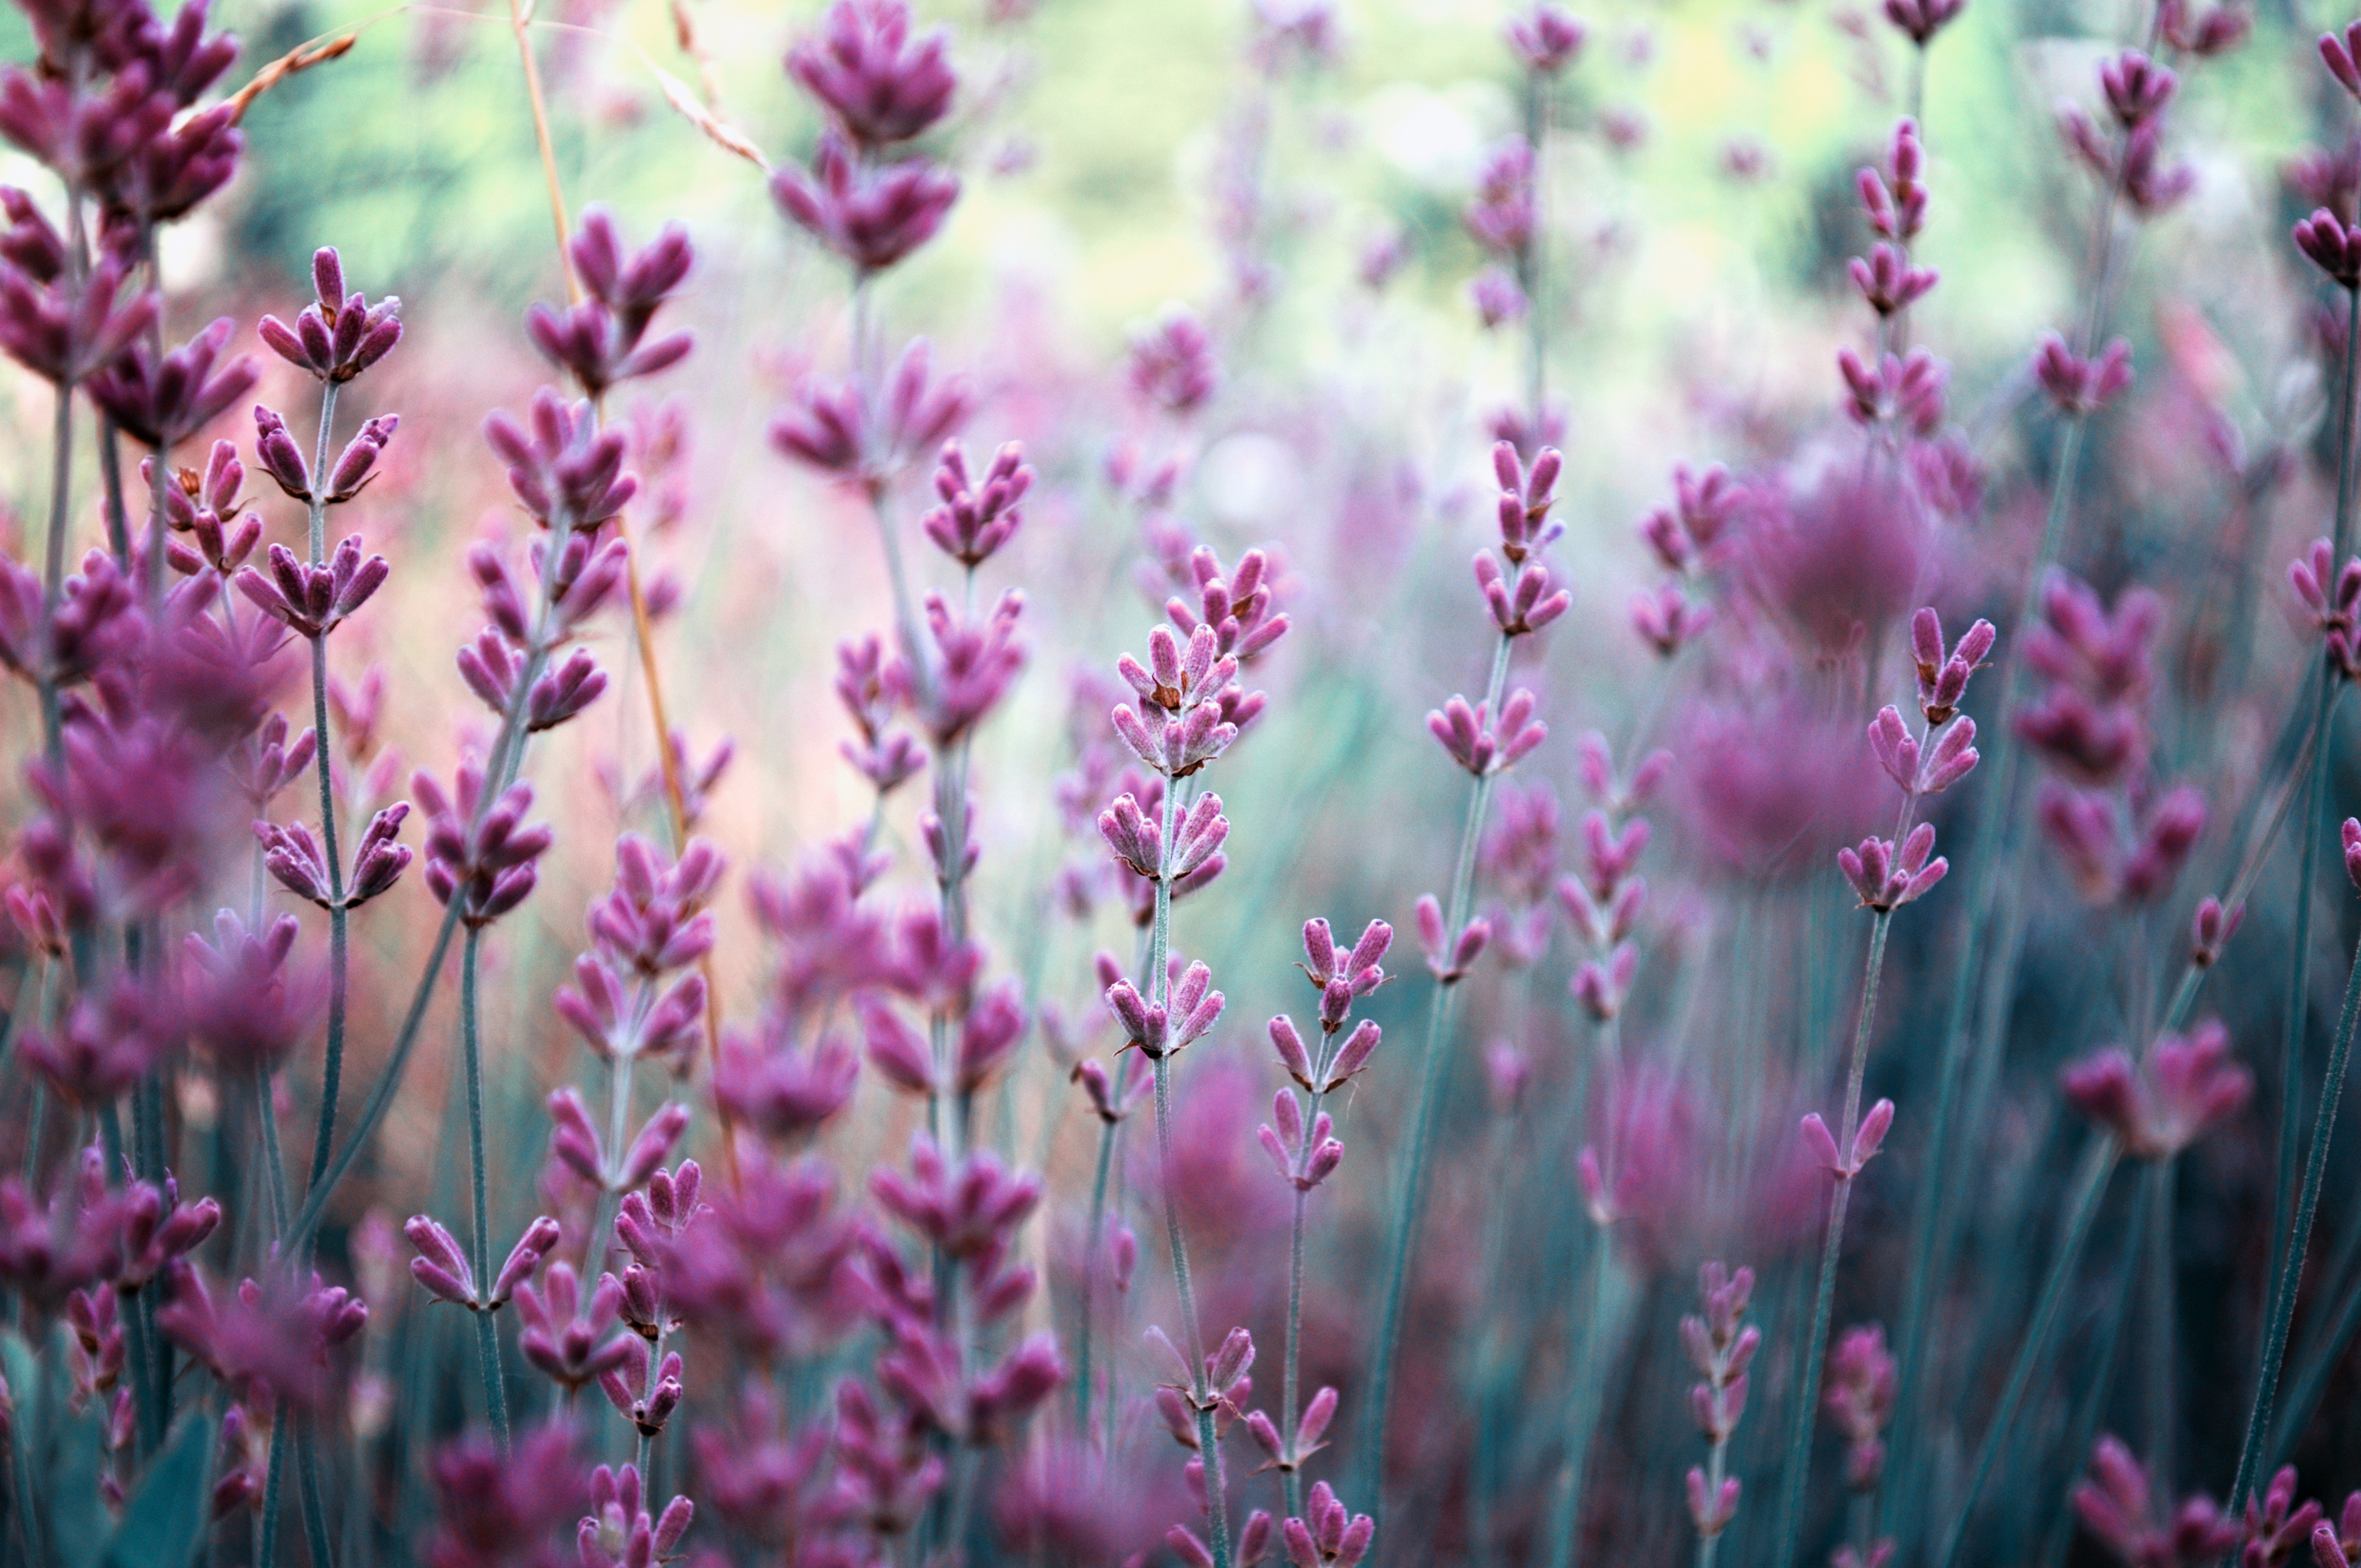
771 130 959 274
1282 1481 1374 1568
787 0 955 148
1858 120 1927 243
1882 0 1965 44
1632 581 1712 656
1168 543 1289 668
922 438 1030 568
527 207 695 398
1825 1323 1897 1489
1849 242 1938 316
2099 49 2176 129
262 251 408 389
1677 695 1884 881
0 545 140 687
2327 21 2361 98
2291 540 2361 678
514 1260 635 1390
2158 0 2248 55
1743 465 1926 659
2034 334 2136 415
2247 1466 2327 1568
87 314 259 448
2070 1435 2241 1568
259 245 404 385
871 1133 1041 1258
716 1024 859 1144
1506 2 1586 72
425 1422 584 1568
578 1463 693 1568
234 533 390 639
181 907 323 1071
1909 607 1997 725
1469 264 1528 330
1577 1063 1698 1267
155 1264 368 1412
416 762 552 928
1680 1260 1759 1482
1427 688 1546 777
1837 345 1948 435
1868 703 1979 797
1100 959 1225 1059
2061 1019 2249 1159
1128 306 1219 415
1837 823 1948 912
1464 137 1537 258
482 387 637 533
0 227 157 386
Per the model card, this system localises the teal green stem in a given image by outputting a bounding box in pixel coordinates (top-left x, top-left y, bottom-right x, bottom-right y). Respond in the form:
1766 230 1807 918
296 1416 333 1568
2034 1164 2154 1568
2230 899 2361 1511
1073 1116 1116 1439
37 376 72 766
1360 633 1513 1531
1772 909 1894 1568
302 377 349 1209
1543 1235 1613 1568
287 478 571 1250
1931 1137 2119 1568
462 928 511 1448
1145 773 1230 1568
1886 417 2082 1543
2144 1157 2176 1491
260 1415 287 1568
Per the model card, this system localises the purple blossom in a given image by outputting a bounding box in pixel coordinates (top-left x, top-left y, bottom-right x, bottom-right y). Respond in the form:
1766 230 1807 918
257 246 403 384
787 0 955 147
771 129 960 274
2061 1020 2251 1158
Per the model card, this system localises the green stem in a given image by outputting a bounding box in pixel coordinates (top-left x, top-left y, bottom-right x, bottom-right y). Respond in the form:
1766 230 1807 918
1772 909 1894 1568
1543 1236 1614 1568
2230 899 2361 1511
2033 1164 2152 1568
1931 1137 2119 1568
461 928 511 1448
1073 1117 1116 1440
1360 633 1513 1529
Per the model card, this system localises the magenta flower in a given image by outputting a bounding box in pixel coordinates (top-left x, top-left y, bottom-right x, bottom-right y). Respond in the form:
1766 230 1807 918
1849 242 1938 316
1825 1323 1897 1489
1882 0 1965 43
258 246 403 384
716 1024 859 1142
1280 1480 1375 1568
771 130 960 275
1506 2 1585 72
156 1264 368 1411
235 535 390 639
2034 334 2136 415
787 0 955 147
87 314 258 449
1859 120 1928 242
0 235 156 386
483 388 638 533
1836 824 1948 912
921 439 1030 568
527 208 695 397
1464 137 1537 258
416 762 552 928
424 1422 584 1568
1127 306 1219 414
2071 1435 2240 1568
2060 1019 2250 1159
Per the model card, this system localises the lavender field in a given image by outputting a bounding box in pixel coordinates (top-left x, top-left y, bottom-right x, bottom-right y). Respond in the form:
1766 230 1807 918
0 0 2352 1563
